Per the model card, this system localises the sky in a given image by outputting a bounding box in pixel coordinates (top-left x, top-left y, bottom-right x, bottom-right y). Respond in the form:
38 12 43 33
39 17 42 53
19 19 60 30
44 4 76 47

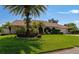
0 5 79 28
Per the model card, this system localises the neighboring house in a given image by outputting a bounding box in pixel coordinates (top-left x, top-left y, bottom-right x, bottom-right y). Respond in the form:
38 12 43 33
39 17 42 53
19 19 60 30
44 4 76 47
2 20 68 34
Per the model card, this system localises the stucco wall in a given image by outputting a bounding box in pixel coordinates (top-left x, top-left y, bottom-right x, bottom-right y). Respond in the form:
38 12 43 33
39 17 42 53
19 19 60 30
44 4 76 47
2 28 10 34
60 28 68 34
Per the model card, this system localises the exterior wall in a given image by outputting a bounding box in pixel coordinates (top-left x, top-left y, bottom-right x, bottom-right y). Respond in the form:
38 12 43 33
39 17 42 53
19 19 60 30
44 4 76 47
60 28 68 34
54 27 68 34
2 28 10 34
1 28 16 34
2 25 68 34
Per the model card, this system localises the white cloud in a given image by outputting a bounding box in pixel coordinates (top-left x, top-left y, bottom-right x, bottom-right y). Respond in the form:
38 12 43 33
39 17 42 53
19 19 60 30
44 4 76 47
70 10 79 14
58 10 79 14
74 20 79 23
74 20 79 28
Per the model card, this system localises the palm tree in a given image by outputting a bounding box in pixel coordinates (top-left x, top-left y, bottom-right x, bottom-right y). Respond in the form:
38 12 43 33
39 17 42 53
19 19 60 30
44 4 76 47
4 5 47 35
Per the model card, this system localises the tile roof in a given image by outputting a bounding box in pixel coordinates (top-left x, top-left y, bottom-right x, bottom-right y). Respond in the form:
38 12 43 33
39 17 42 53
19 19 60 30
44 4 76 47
12 20 26 26
44 22 68 29
11 20 68 29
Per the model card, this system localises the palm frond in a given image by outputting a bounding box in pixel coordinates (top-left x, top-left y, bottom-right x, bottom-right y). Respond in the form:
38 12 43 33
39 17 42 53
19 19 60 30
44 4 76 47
4 5 47 18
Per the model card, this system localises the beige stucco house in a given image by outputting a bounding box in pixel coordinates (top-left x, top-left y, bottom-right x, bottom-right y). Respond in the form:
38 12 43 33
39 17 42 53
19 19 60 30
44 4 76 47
2 20 68 34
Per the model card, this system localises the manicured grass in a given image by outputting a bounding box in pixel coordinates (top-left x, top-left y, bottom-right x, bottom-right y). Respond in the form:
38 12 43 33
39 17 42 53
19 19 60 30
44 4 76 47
0 35 41 54
0 34 79 54
38 35 79 53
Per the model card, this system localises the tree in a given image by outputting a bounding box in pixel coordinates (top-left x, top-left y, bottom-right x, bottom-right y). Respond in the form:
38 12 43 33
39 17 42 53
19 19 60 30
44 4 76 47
48 18 58 23
2 22 12 33
64 23 78 33
4 5 47 35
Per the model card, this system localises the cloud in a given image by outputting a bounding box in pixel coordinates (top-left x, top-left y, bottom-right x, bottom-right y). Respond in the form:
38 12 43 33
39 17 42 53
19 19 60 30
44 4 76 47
58 10 79 14
74 20 79 23
70 10 79 14
74 20 79 28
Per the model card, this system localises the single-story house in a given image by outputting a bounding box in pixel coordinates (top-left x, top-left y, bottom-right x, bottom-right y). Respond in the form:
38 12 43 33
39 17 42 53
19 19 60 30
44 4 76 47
2 20 69 34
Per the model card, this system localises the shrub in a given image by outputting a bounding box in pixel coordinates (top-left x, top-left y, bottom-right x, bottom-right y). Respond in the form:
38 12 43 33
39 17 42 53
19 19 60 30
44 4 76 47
51 28 63 34
16 27 26 37
37 34 41 38
16 27 39 37
71 30 79 34
59 32 63 34
38 26 43 34
44 27 51 34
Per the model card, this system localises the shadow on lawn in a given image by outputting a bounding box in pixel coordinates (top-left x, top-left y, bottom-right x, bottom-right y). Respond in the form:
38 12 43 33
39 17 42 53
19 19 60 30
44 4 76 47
0 36 42 54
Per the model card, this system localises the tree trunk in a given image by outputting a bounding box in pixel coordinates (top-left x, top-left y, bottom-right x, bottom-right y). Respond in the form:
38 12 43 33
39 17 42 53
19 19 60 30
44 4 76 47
25 13 30 36
24 6 31 37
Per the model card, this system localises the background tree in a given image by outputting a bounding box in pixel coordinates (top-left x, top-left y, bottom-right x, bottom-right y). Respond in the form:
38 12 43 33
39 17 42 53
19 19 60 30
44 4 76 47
4 5 47 35
64 23 78 33
2 22 12 33
48 18 58 23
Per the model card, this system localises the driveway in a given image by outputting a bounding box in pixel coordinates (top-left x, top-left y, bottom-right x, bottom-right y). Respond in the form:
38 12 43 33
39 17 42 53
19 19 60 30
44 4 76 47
46 47 79 54
66 34 79 36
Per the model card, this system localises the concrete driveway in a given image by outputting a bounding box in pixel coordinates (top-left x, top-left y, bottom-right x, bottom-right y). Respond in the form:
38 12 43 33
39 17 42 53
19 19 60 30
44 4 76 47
46 47 79 54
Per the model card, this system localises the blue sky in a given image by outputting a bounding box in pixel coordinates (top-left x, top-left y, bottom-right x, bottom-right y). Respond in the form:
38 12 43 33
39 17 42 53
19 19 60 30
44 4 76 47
0 5 79 27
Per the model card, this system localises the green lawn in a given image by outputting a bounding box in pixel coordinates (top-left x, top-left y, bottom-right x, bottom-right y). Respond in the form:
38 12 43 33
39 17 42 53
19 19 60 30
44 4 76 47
39 35 79 53
0 34 79 54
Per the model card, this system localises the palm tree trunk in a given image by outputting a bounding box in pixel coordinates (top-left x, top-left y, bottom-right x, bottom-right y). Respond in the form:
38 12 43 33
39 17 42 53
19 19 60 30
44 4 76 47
24 6 30 33
25 13 30 36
